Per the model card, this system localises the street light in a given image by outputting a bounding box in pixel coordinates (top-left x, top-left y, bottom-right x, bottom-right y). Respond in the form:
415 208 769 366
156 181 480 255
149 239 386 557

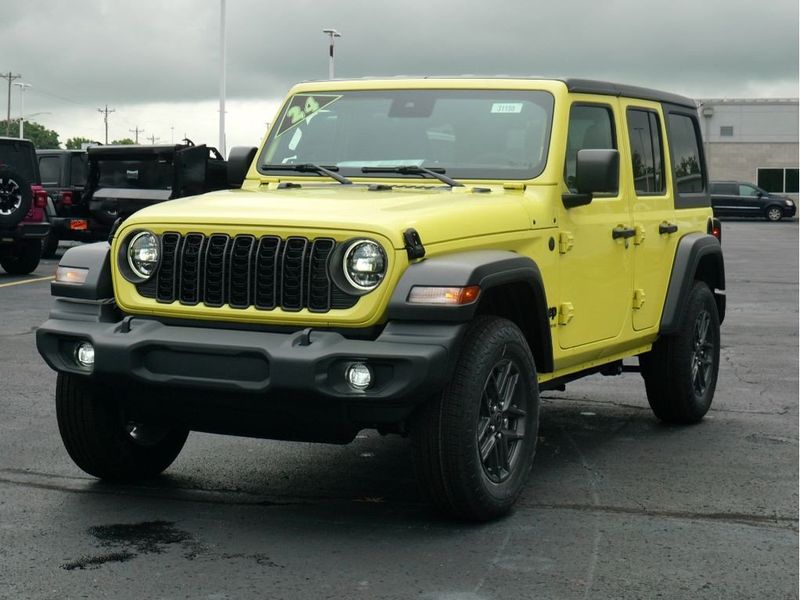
12 82 31 139
322 28 341 79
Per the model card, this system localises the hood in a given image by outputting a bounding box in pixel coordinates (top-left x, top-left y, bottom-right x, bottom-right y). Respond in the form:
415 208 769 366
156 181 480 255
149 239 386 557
123 184 547 249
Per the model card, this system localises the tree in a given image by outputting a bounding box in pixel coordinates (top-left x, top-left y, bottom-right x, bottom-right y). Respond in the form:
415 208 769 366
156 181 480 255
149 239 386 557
1 120 60 148
110 138 135 145
65 136 95 150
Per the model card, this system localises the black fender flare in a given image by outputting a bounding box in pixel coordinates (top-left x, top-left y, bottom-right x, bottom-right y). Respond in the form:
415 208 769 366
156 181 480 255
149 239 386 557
51 242 113 300
660 233 725 335
387 250 554 372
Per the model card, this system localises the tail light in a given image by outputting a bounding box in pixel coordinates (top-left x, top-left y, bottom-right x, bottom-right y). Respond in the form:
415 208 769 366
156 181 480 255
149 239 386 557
708 218 722 242
59 190 74 206
34 188 48 209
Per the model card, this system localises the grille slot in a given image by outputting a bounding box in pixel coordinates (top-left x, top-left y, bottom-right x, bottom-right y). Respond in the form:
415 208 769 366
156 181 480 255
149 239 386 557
137 233 355 313
156 233 181 303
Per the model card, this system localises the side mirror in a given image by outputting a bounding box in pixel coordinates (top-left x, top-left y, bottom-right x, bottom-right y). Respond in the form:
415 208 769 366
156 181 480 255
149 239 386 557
562 149 620 209
226 146 258 188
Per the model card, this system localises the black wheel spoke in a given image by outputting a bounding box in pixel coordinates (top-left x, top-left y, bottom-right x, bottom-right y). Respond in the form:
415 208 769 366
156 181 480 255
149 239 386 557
480 431 498 462
497 435 511 471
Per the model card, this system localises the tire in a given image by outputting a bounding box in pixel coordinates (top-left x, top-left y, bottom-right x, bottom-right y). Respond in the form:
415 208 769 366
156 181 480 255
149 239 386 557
41 231 59 258
765 206 783 222
55 373 189 480
411 316 540 521
640 281 720 424
0 166 32 228
0 239 41 275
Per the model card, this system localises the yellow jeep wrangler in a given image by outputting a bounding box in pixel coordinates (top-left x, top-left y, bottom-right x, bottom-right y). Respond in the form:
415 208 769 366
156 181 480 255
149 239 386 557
37 78 725 521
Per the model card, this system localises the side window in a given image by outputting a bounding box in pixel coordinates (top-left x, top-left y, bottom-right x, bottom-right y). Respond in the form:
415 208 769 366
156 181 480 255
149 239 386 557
738 184 759 197
626 109 665 194
70 154 88 186
711 183 736 195
565 104 615 191
39 156 60 185
667 113 705 194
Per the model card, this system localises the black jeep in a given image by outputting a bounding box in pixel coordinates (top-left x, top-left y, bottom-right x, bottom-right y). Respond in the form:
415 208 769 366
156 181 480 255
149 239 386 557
37 142 229 257
0 137 50 274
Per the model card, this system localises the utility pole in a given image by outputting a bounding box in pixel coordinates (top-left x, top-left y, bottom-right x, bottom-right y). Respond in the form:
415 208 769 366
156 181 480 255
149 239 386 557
129 126 144 143
1 72 22 134
146 134 159 145
170 125 175 144
97 104 115 144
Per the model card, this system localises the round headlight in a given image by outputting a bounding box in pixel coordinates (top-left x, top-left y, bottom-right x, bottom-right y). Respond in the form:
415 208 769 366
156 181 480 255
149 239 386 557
343 239 386 291
127 231 160 279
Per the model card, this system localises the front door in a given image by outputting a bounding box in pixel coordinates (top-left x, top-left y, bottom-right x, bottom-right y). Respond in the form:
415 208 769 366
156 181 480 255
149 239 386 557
557 99 634 350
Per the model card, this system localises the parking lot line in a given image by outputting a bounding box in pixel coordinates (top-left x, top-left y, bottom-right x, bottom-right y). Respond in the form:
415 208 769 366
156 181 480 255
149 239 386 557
0 275 55 289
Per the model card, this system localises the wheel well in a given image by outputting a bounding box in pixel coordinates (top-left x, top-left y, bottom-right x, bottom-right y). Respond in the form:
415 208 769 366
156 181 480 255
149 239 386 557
695 253 725 321
474 281 554 373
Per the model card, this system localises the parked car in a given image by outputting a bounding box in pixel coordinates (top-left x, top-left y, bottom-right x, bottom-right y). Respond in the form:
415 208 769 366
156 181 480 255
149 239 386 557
36 143 229 258
38 78 725 521
0 137 50 274
710 180 796 221
36 149 89 257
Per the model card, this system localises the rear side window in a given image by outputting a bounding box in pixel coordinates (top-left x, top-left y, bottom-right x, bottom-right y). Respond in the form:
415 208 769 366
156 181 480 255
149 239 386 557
70 154 88 186
667 113 705 194
39 156 60 185
626 109 665 194
565 104 616 191
710 182 737 195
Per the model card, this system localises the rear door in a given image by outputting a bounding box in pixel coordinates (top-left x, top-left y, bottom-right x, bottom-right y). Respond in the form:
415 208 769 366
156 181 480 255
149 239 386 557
620 100 679 331
710 182 738 216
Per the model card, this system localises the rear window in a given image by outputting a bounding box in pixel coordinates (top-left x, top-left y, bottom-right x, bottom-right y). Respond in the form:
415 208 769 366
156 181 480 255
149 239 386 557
95 157 173 190
39 156 60 185
0 142 38 184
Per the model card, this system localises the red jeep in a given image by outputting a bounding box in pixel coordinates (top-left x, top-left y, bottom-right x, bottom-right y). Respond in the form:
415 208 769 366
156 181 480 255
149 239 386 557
0 137 50 274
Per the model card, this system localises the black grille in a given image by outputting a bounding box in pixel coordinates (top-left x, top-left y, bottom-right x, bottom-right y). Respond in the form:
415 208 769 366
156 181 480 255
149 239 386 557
138 232 358 312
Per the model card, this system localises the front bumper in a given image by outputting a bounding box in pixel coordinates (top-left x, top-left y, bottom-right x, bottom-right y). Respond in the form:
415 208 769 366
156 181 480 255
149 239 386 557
37 299 464 440
783 204 797 218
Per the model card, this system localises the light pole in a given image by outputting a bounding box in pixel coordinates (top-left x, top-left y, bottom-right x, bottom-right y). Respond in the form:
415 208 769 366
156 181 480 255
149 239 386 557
12 82 31 139
218 0 227 157
322 28 341 79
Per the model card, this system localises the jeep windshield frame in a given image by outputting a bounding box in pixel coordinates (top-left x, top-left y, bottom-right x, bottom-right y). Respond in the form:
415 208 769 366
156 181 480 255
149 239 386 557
257 89 555 181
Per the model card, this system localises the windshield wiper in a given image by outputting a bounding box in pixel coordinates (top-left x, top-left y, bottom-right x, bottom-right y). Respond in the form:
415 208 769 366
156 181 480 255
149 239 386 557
263 163 352 185
361 165 464 187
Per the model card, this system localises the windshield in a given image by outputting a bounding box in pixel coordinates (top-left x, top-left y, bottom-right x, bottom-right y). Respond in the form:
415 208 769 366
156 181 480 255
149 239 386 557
259 89 554 180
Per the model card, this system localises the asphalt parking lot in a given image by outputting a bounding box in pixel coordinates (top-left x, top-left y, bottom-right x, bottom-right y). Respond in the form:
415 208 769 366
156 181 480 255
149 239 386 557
0 220 797 599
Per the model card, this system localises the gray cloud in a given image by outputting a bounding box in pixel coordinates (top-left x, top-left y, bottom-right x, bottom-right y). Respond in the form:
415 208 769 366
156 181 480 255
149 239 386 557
1 0 797 127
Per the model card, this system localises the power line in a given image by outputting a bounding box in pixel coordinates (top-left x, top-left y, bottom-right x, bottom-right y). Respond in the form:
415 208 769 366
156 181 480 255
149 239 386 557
1 72 22 134
146 134 159 145
97 104 115 144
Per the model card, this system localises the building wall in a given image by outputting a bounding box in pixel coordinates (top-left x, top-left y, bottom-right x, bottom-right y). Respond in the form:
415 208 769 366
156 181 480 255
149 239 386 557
697 99 799 199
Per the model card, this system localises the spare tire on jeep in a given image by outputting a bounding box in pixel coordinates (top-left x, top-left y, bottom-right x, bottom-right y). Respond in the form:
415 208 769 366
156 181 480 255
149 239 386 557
0 165 33 228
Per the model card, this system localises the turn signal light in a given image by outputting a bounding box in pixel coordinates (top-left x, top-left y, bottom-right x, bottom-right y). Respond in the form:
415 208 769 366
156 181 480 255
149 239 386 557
55 266 88 284
407 285 480 305
60 190 74 206
34 188 48 208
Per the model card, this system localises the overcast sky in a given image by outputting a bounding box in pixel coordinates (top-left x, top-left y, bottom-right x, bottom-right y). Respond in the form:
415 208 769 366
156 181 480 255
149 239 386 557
2 0 798 151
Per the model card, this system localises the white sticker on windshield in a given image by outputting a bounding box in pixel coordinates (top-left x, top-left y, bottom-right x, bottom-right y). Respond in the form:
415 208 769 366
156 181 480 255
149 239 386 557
491 103 523 114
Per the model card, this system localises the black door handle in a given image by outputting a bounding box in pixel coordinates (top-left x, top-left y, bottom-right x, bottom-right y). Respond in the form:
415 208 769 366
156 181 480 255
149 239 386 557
659 222 679 234
612 226 636 240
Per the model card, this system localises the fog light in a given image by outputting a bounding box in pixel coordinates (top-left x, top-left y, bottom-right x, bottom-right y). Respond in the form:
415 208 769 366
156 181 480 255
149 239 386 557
75 342 95 368
346 362 372 390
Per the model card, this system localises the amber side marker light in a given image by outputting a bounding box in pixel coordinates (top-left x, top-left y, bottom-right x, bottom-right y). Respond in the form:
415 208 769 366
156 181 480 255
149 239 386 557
55 266 89 284
407 285 480 305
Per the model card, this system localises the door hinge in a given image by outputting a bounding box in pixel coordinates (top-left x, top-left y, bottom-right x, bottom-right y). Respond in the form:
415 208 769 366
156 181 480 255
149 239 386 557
633 289 646 310
558 302 575 325
634 224 646 245
558 231 574 254
547 306 558 320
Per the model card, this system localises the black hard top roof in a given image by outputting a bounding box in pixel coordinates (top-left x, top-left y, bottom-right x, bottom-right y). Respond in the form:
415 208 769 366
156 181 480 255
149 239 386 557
562 79 697 110
87 143 196 157
0 136 35 146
